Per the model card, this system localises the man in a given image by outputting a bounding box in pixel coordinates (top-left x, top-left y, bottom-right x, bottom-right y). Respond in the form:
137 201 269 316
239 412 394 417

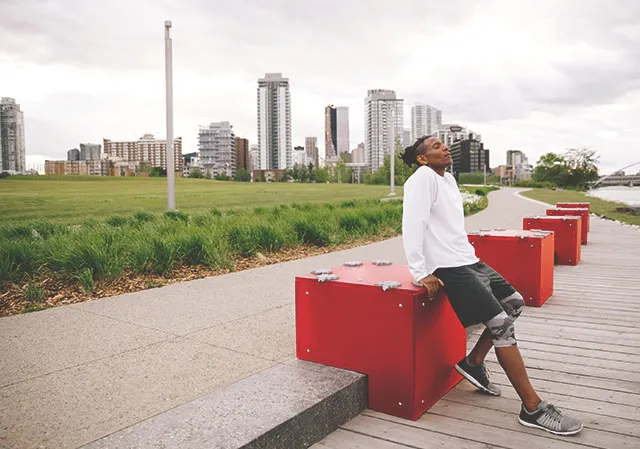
401 135 583 436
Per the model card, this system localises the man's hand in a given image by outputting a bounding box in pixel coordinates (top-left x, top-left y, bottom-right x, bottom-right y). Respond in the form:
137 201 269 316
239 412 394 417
418 274 444 299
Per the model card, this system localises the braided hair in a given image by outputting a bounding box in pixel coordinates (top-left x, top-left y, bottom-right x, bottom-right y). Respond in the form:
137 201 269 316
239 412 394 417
400 135 431 167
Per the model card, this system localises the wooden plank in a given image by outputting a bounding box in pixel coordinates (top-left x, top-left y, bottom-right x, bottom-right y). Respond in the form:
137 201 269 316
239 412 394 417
313 428 413 449
528 305 640 322
355 410 588 449
419 400 640 449
522 310 640 327
444 384 640 437
472 346 640 374
450 378 639 421
478 351 640 383
498 338 640 362
520 317 640 336
483 360 640 395
466 330 640 356
487 371 639 407
514 323 640 348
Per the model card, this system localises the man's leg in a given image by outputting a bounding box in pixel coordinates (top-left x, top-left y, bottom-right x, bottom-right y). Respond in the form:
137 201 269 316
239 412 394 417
495 345 540 411
467 291 524 366
484 311 583 435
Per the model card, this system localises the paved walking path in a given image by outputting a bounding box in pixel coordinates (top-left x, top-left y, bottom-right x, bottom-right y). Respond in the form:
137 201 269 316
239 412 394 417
0 188 548 448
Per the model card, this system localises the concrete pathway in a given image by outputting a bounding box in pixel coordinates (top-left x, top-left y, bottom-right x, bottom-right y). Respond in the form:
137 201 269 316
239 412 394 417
0 188 547 448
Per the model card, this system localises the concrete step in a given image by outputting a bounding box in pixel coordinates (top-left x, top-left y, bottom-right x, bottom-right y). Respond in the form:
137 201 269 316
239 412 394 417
82 359 366 449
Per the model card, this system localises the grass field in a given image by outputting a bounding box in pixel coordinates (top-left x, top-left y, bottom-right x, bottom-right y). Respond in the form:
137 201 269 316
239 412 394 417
0 176 406 225
520 188 640 226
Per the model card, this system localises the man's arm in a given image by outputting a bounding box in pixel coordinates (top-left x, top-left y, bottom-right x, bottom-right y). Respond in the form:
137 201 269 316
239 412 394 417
402 170 435 283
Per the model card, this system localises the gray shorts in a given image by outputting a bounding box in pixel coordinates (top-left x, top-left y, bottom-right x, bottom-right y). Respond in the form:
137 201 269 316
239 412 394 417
434 261 517 328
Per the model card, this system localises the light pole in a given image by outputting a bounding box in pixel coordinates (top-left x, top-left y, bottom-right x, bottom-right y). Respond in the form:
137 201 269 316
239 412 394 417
165 20 176 210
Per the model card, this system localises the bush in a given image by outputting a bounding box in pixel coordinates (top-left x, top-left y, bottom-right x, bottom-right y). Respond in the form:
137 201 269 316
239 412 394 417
133 211 155 223
0 239 42 282
163 210 189 223
338 212 367 232
106 215 131 227
227 223 287 257
293 218 333 246
514 180 556 189
475 189 486 196
77 268 95 293
24 281 45 302
151 239 176 275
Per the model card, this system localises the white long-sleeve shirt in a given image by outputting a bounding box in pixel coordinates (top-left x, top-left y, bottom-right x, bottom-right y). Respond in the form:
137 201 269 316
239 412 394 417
402 166 478 282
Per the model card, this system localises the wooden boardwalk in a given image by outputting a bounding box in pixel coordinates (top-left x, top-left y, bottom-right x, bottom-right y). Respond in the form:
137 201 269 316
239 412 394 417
312 217 640 449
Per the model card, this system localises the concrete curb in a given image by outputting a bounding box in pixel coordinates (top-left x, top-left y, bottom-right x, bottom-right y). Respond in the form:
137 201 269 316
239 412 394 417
82 360 366 449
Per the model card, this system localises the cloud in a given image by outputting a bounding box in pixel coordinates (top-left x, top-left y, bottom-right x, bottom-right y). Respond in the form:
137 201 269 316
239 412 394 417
1 0 639 172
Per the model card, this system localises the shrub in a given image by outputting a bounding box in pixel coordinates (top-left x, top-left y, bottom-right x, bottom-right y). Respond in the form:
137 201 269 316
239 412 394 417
133 211 155 223
77 268 95 293
338 212 367 232
293 218 333 246
24 281 45 302
106 215 130 227
163 210 189 223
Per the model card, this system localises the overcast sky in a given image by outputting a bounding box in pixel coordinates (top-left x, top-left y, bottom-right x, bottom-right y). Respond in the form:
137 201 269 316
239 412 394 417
2 0 639 173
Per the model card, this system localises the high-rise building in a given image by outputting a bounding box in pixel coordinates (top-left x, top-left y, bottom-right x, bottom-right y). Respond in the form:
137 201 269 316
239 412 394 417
235 137 249 171
411 103 442 142
103 134 183 172
364 89 403 172
506 150 527 167
402 129 412 148
351 143 365 164
449 138 489 175
305 137 319 167
199 122 236 178
67 149 80 161
249 144 260 171
506 150 532 180
324 105 350 161
432 124 480 147
257 73 292 170
0 97 26 173
79 143 101 161
293 145 308 167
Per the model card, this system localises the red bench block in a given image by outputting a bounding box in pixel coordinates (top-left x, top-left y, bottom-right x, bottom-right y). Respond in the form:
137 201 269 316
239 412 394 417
546 208 589 244
556 203 591 231
467 230 554 307
295 262 465 420
523 216 582 266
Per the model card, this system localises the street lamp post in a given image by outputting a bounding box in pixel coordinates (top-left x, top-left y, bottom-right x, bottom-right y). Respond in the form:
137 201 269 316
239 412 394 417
165 20 175 210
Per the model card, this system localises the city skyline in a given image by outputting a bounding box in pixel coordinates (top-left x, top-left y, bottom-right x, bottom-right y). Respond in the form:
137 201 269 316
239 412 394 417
2 1 639 174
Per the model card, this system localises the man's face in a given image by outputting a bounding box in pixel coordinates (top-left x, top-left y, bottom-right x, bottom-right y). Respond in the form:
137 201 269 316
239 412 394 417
417 137 452 168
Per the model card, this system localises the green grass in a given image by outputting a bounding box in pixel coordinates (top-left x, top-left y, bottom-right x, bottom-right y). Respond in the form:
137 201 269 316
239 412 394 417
520 189 640 226
0 176 404 225
0 200 407 285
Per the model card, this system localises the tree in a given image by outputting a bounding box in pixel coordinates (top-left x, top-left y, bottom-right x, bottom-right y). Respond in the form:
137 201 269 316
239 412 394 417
313 167 329 183
189 167 204 179
564 147 599 189
234 168 251 182
330 154 352 183
214 173 232 181
364 151 418 186
533 152 567 185
149 167 167 177
533 148 599 189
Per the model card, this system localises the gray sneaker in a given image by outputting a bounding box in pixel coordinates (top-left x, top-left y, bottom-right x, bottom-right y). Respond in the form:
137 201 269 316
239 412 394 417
519 401 584 436
455 356 502 396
